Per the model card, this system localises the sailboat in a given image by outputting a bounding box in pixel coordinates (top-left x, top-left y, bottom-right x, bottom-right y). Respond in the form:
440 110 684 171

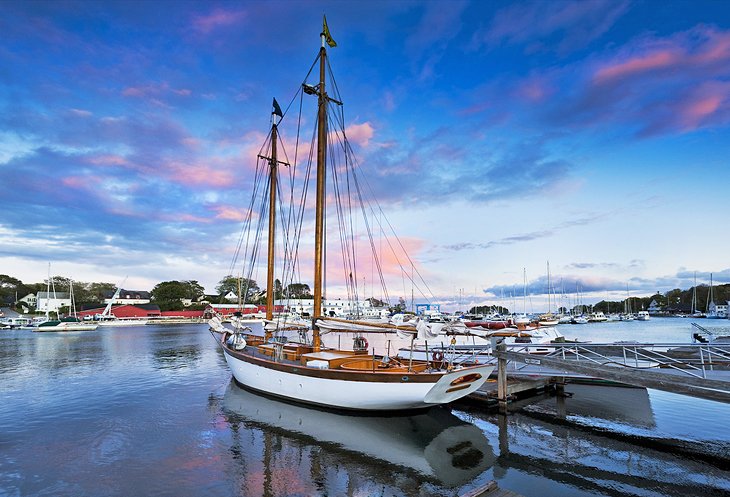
35 277 98 332
538 262 559 326
691 271 703 318
96 279 149 327
210 19 493 411
705 272 725 319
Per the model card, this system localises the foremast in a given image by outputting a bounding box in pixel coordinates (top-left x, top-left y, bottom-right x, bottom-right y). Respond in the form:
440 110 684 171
265 113 279 327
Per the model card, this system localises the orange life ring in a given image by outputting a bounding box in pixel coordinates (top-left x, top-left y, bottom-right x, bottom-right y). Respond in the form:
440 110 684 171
432 351 445 362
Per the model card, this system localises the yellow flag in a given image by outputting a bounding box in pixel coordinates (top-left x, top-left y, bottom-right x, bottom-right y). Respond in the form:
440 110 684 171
323 15 337 48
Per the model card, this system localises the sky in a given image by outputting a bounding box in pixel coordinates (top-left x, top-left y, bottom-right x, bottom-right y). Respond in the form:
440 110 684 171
1 0 729 312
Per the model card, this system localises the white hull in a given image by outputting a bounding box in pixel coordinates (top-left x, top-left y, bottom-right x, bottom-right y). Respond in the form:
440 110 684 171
96 319 149 327
34 322 98 332
223 348 493 411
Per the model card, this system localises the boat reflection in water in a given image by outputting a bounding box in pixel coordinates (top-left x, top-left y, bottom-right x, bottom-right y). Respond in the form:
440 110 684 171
220 381 494 490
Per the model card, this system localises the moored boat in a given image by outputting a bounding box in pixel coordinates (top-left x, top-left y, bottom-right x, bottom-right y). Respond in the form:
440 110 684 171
212 19 493 411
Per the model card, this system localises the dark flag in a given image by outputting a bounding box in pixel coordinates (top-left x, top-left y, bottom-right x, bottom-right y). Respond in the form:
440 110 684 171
272 98 283 117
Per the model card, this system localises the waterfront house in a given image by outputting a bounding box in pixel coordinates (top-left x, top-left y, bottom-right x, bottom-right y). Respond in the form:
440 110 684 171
36 291 71 315
223 291 238 302
708 301 728 318
647 299 663 315
18 293 37 312
103 289 151 305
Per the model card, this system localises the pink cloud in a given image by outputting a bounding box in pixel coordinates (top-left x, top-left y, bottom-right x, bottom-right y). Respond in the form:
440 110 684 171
212 205 246 221
121 82 192 99
61 175 101 189
165 161 235 187
345 122 375 147
122 86 145 97
69 108 92 117
592 26 730 86
178 213 211 223
678 82 730 131
192 8 246 34
516 78 551 102
593 50 681 84
87 154 129 167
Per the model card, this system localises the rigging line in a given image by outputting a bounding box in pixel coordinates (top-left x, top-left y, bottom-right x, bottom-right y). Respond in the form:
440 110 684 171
328 131 356 303
282 90 308 295
280 103 317 304
240 153 273 303
328 108 360 304
228 153 268 279
341 140 398 303
329 114 435 301
353 160 436 302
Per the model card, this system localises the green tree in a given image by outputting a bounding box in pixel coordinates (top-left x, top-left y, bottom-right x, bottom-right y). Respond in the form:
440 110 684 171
87 282 116 303
0 274 24 303
151 280 205 311
366 297 387 307
216 275 260 302
285 283 312 299
389 297 407 314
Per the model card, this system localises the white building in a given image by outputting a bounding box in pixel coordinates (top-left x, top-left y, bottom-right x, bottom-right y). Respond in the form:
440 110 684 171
223 291 239 302
647 299 662 315
18 293 37 312
36 292 71 314
275 298 390 319
104 289 151 305
708 301 728 318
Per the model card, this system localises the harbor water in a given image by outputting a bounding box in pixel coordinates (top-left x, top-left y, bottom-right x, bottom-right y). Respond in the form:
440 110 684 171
1 319 729 497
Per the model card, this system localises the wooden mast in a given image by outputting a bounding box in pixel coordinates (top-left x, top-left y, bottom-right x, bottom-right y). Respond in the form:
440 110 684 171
312 31 328 351
265 117 278 326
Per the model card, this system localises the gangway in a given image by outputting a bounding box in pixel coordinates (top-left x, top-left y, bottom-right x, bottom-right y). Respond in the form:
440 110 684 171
691 321 730 343
491 342 730 403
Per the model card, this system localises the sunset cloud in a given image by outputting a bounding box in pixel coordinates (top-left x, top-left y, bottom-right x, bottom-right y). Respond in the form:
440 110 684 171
192 8 246 34
345 122 375 147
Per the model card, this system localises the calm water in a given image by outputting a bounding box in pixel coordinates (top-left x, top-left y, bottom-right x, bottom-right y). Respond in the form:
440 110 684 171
1 319 729 497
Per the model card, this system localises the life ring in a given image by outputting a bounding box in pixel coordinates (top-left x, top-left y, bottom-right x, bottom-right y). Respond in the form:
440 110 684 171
432 351 444 362
353 336 369 352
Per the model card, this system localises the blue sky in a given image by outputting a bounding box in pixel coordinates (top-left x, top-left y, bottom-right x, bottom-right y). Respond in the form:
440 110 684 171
1 0 729 311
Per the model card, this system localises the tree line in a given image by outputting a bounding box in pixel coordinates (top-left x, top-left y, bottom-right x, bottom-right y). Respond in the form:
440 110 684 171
468 283 730 315
0 273 324 313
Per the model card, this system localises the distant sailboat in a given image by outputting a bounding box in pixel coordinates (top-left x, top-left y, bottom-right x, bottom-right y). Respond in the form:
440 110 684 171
691 271 703 318
35 277 98 332
705 273 725 319
96 278 149 327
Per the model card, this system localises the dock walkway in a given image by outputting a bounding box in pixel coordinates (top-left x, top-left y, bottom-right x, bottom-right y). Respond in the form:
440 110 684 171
492 342 730 403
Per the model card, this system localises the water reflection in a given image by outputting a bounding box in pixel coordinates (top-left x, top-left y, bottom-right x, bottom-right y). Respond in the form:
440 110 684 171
152 344 201 369
554 384 656 428
486 410 730 497
219 381 494 492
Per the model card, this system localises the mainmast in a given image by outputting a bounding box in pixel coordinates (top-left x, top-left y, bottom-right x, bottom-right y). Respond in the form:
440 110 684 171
312 19 334 350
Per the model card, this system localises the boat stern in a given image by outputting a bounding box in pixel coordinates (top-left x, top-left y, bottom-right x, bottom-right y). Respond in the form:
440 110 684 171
423 365 493 404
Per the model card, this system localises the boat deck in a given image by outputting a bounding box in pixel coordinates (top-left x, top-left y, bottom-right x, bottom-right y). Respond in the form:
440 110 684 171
232 333 430 372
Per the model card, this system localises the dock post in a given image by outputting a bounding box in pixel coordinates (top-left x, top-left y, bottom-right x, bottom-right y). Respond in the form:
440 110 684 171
497 340 508 413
